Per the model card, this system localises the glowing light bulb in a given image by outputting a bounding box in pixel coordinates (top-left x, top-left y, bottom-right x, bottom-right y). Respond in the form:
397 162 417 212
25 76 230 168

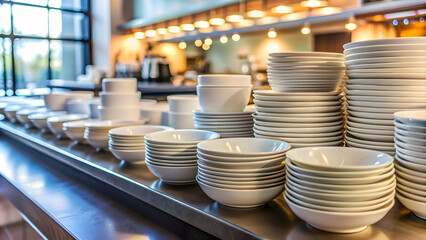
195 39 203 47
247 10 265 18
168 26 181 33
178 42 187 49
209 18 225 26
134 32 145 39
272 5 293 14
204 38 213 45
145 30 157 37
156 28 168 35
301 23 311 34
268 28 277 38
226 14 244 22
301 0 328 8
232 33 240 41
345 22 358 31
194 20 210 28
180 23 195 31
220 35 228 44
202 43 210 50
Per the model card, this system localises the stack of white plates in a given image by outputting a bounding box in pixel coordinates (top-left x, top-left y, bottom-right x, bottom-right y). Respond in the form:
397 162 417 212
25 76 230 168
108 125 173 163
253 90 344 148
285 147 395 233
144 130 220 184
63 119 96 143
47 114 89 138
393 110 426 220
193 109 254 138
196 138 290 208
84 120 147 150
344 37 426 154
267 52 345 92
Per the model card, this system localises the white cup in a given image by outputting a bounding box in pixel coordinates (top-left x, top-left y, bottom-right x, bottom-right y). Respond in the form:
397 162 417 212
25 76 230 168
168 112 194 129
196 85 252 113
100 91 141 107
102 78 137 93
167 95 200 113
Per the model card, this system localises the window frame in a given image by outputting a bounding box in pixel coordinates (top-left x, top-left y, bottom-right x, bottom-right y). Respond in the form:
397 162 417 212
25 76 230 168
0 0 92 95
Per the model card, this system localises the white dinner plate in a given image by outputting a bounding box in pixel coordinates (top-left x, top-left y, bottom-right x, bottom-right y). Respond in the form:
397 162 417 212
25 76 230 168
345 139 395 152
346 84 426 91
254 90 341 96
268 56 343 63
343 37 426 49
346 95 426 103
345 50 426 60
253 114 343 123
345 56 426 66
347 72 426 79
346 129 394 142
345 134 395 147
271 86 337 92
347 105 410 114
253 128 342 138
254 119 343 128
346 62 426 70
347 100 426 109
269 52 344 58
255 111 343 118
344 44 426 55
346 79 426 86
347 115 393 126
253 94 342 102
347 68 426 74
347 110 394 120
267 68 344 74
253 100 341 108
253 132 342 143
254 124 343 133
255 105 342 113
346 120 394 131
346 125 394 136
345 89 426 97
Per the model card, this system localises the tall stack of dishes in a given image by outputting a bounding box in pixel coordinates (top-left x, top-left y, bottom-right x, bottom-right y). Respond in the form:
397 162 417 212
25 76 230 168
253 52 345 148
393 110 426 219
167 95 199 129
194 75 254 138
343 37 426 154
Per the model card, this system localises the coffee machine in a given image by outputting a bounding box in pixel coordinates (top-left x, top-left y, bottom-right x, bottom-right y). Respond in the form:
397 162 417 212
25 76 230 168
141 55 172 83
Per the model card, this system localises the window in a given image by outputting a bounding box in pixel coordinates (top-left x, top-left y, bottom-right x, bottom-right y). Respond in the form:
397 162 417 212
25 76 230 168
0 0 91 96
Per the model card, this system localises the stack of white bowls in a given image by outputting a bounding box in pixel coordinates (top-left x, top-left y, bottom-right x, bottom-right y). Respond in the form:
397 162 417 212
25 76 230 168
344 37 426 154
84 120 147 150
196 138 290 208
108 125 173 163
195 75 253 138
63 119 96 143
253 90 344 148
167 95 199 129
393 110 426 220
47 114 89 138
267 52 345 92
28 111 67 131
144 130 220 184
285 147 395 233
99 78 141 121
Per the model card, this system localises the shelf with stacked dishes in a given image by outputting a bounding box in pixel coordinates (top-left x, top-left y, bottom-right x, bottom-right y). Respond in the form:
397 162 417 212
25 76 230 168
343 37 426 154
194 75 254 138
144 129 220 184
285 147 395 233
108 125 173 164
196 138 291 208
393 110 426 220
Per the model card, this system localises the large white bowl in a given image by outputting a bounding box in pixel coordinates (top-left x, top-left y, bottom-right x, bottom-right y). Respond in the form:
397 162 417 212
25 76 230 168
109 125 173 137
197 138 291 157
98 106 140 121
16 108 48 126
110 148 145 163
168 112 194 129
102 78 137 93
198 74 251 86
197 154 284 169
167 95 200 113
196 86 252 112
100 92 141 107
197 151 285 162
285 194 395 233
43 91 93 111
28 111 67 130
286 147 393 171
47 114 89 137
198 174 285 189
145 129 219 145
396 193 426 220
145 161 197 184
199 168 285 182
197 177 284 208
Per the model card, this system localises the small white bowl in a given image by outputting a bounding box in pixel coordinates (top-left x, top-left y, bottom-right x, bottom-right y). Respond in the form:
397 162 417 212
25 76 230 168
285 194 395 233
43 91 93 111
394 120 426 132
397 184 426 198
98 106 141 121
168 112 195 129
85 137 110 150
395 154 426 172
396 193 426 220
145 161 197 184
167 95 200 113
145 129 219 145
286 147 393 171
16 108 48 126
197 138 291 157
100 92 141 107
47 114 89 137
197 177 284 208
198 74 251 86
394 110 426 127
102 78 137 93
109 148 145 163
197 86 252 112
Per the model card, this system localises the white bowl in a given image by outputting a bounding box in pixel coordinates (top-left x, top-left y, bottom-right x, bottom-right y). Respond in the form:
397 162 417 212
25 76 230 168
145 161 197 184
140 103 169 125
199 168 285 182
89 98 100 119
395 132 426 146
286 147 393 171
285 194 394 233
396 150 425 165
197 151 285 162
395 127 426 140
109 148 145 163
28 111 67 130
100 92 141 107
395 155 426 172
167 95 199 113
47 114 89 137
16 108 48 126
102 78 137 93
197 86 252 112
197 138 291 157
145 129 219 145
396 169 426 185
199 161 284 174
397 188 426 202
198 174 285 189
397 146 426 159
197 154 284 169
397 184 426 197
199 165 284 179
85 137 110 150
198 74 251 86
394 120 426 132
98 106 140 121
43 91 93 111
168 112 194 129
394 110 426 127
66 98 90 115
197 177 284 208
109 125 173 137
396 193 426 220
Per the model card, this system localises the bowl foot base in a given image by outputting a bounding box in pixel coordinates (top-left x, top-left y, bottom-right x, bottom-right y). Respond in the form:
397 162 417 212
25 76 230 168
309 224 368 234
414 212 426 220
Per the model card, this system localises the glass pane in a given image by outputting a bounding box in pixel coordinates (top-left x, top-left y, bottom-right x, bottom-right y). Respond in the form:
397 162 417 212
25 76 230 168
0 4 11 34
49 10 88 39
49 0 87 11
4 38 12 91
51 40 86 81
13 5 48 37
12 0 48 6
14 39 48 89
0 38 4 93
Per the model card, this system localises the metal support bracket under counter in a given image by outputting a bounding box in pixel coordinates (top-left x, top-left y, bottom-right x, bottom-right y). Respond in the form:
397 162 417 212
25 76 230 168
0 121 425 240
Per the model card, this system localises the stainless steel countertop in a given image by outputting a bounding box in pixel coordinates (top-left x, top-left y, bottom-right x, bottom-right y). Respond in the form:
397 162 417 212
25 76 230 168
0 120 425 240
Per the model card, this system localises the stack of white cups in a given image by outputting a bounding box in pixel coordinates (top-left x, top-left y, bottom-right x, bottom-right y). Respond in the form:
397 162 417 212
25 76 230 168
99 78 141 121
167 95 200 129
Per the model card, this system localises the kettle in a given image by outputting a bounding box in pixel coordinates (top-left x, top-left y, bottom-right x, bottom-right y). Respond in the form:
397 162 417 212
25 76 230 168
141 55 172 83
